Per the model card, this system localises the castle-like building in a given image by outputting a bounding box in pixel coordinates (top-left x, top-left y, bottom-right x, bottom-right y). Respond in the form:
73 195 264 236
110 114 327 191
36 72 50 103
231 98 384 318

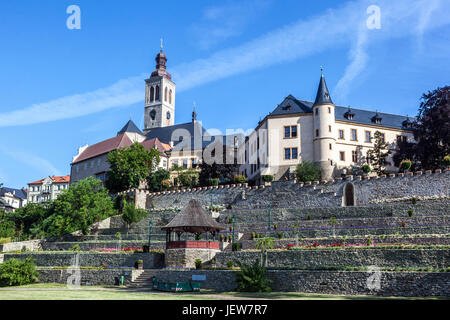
70 47 414 185
238 70 415 182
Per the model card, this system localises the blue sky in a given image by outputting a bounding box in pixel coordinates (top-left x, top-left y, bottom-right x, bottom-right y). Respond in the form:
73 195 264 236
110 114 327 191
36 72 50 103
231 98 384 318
0 0 449 189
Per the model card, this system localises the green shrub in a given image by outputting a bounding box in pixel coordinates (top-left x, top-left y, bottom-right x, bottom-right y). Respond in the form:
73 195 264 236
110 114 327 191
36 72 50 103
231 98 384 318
295 161 320 182
366 238 373 246
209 178 219 186
227 261 233 269
232 243 240 252
261 175 274 183
361 164 371 174
235 260 272 292
251 232 256 240
306 215 311 221
71 244 81 252
195 259 202 270
115 232 122 240
0 258 39 287
400 159 412 172
444 155 450 167
211 258 216 265
407 209 413 217
411 197 418 205
0 238 11 245
277 232 283 239
233 175 246 184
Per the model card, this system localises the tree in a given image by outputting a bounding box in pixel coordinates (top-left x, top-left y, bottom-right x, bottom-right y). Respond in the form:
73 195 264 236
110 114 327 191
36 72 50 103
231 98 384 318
121 200 148 235
411 86 449 170
106 142 161 193
177 169 199 188
367 131 392 175
0 258 39 287
9 203 52 239
42 177 117 237
295 161 321 182
255 237 274 267
0 209 15 238
147 168 170 192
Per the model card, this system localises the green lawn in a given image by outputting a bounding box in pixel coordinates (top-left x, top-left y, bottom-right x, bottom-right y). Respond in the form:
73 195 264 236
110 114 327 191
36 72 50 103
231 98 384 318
0 284 446 300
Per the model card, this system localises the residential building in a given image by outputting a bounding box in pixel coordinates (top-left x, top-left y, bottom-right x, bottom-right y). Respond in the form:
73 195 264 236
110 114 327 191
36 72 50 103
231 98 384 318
0 187 27 211
238 70 414 183
27 175 70 203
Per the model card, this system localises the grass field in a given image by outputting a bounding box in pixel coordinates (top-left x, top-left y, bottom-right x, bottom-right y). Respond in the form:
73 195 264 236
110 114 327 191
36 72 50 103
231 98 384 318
0 284 446 300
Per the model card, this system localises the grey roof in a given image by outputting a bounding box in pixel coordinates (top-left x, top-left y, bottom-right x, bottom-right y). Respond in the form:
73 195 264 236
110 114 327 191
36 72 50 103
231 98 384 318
161 199 225 233
268 95 413 130
145 121 206 146
0 187 27 199
334 106 415 130
270 95 313 116
314 74 333 105
117 120 143 135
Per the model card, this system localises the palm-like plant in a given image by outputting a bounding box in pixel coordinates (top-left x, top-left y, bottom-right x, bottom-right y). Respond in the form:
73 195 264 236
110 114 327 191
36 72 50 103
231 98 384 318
235 260 272 292
255 237 274 267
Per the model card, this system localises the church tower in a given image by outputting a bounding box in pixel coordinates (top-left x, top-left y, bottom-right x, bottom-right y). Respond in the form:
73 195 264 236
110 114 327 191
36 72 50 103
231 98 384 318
312 68 336 181
144 44 176 133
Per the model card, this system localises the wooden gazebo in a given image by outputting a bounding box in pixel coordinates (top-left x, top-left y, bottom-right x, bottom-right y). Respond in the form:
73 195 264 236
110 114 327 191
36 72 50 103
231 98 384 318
161 199 225 250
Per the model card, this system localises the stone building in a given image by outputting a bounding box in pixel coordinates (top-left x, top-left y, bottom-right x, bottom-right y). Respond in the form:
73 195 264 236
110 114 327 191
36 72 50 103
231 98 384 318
238 70 415 183
70 47 242 186
27 175 70 203
70 120 171 184
0 187 27 212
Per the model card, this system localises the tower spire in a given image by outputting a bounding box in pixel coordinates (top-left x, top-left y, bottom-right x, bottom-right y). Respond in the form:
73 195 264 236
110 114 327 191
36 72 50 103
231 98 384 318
314 66 333 105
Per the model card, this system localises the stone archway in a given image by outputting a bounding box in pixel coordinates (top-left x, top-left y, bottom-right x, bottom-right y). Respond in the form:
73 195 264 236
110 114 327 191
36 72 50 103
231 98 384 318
342 182 356 207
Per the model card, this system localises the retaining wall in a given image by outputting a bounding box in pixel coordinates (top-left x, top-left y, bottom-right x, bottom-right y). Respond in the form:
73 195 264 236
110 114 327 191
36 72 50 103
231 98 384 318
214 249 449 269
151 269 450 296
3 252 164 269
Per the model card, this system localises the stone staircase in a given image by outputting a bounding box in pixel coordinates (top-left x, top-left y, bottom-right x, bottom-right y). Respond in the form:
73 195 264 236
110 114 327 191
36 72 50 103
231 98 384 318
128 270 159 288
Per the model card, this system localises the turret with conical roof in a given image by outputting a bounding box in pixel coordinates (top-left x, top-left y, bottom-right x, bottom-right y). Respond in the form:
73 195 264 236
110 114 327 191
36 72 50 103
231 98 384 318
314 67 333 106
312 67 336 181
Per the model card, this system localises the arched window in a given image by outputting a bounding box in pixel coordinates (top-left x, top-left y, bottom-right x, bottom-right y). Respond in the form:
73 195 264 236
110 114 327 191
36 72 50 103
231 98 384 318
150 87 154 102
169 89 172 104
155 85 160 101
164 87 168 102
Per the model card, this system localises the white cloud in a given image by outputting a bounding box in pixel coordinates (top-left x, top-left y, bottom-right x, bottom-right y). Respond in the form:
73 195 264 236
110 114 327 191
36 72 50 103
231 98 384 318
0 146 62 177
0 0 449 128
190 0 272 50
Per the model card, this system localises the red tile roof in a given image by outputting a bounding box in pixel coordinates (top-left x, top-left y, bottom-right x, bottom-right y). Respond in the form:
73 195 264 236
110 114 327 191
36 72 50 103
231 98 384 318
29 175 71 185
72 134 172 165
72 133 134 164
141 137 171 156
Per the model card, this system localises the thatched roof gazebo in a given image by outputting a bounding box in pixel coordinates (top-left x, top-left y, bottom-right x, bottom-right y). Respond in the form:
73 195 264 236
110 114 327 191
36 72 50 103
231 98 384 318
161 199 225 250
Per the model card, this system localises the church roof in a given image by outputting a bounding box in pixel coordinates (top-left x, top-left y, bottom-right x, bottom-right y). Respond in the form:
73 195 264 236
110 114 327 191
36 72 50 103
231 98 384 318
141 137 171 156
314 73 333 105
161 199 225 233
117 120 143 135
145 121 206 146
72 133 134 164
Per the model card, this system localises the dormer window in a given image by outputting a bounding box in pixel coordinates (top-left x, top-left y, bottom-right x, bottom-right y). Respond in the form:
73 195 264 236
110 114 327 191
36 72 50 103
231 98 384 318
371 113 382 124
344 107 355 120
402 117 413 129
282 105 292 111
